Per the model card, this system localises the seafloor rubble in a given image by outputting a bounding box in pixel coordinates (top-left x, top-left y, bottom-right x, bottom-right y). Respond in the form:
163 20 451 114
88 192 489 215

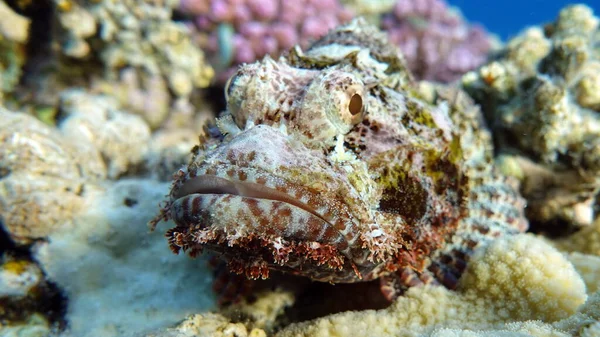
0 1 599 337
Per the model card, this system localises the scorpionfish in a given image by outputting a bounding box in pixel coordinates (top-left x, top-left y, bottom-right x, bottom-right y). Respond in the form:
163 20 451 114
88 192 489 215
151 19 528 300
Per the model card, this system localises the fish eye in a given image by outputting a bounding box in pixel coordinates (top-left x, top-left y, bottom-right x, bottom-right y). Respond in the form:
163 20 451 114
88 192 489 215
349 93 363 116
298 68 368 145
338 83 365 127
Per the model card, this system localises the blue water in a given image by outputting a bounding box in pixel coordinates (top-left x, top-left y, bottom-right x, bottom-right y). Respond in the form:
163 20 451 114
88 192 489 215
449 1 600 40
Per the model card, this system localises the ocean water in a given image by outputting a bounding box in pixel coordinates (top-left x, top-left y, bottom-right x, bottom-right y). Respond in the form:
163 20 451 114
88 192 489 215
449 0 600 40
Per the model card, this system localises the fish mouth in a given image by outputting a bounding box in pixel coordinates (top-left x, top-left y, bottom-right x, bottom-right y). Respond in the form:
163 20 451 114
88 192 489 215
173 174 336 230
170 173 358 278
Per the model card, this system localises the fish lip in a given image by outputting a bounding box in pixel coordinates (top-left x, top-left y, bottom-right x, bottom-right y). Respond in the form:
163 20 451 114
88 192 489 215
173 174 335 228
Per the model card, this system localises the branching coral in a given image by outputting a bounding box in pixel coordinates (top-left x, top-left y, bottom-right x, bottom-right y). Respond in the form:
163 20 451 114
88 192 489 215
462 4 600 229
381 0 493 83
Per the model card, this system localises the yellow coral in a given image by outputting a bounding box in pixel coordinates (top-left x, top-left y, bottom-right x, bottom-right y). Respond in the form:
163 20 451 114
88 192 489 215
566 253 600 294
555 219 600 256
151 313 266 337
222 289 295 331
459 234 587 322
275 234 587 337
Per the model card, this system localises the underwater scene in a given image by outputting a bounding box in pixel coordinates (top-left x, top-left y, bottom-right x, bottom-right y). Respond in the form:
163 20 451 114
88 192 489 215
1 0 600 336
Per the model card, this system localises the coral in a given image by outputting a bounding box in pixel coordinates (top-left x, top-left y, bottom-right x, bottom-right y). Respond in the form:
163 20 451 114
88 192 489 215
144 313 266 337
0 109 103 244
0 103 219 334
0 91 150 243
0 257 67 334
221 288 295 331
178 0 353 83
0 314 52 337
0 259 44 299
459 234 586 322
144 129 202 181
381 0 494 83
339 0 395 25
33 179 217 337
566 253 600 294
91 69 171 129
57 89 151 178
274 235 588 337
52 0 214 127
152 19 527 302
462 4 600 229
0 1 30 102
554 219 600 256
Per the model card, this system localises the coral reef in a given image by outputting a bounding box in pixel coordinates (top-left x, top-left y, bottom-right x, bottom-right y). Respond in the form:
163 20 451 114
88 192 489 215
1 100 217 335
339 0 395 25
146 313 267 337
91 69 171 129
0 109 103 244
555 219 600 256
2 2 600 337
50 0 214 128
220 288 295 331
462 4 600 229
30 179 216 337
0 1 30 103
57 89 151 179
0 257 66 335
274 234 589 336
0 314 53 337
381 0 494 83
567 252 600 294
0 89 154 243
178 0 353 83
152 19 527 302
144 129 202 181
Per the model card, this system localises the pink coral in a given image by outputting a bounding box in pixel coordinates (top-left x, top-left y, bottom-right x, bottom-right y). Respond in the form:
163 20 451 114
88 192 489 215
381 0 492 83
178 0 353 83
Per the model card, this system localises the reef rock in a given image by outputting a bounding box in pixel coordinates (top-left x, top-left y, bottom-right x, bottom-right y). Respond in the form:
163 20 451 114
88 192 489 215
462 4 600 230
0 90 152 243
49 0 214 128
0 109 104 244
0 0 30 103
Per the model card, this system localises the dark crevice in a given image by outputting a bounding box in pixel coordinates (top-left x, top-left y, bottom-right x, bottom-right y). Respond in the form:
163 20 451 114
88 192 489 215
0 220 69 331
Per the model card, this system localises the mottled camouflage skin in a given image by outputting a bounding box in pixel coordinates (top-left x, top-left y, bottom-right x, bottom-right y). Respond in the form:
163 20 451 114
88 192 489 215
151 19 527 300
